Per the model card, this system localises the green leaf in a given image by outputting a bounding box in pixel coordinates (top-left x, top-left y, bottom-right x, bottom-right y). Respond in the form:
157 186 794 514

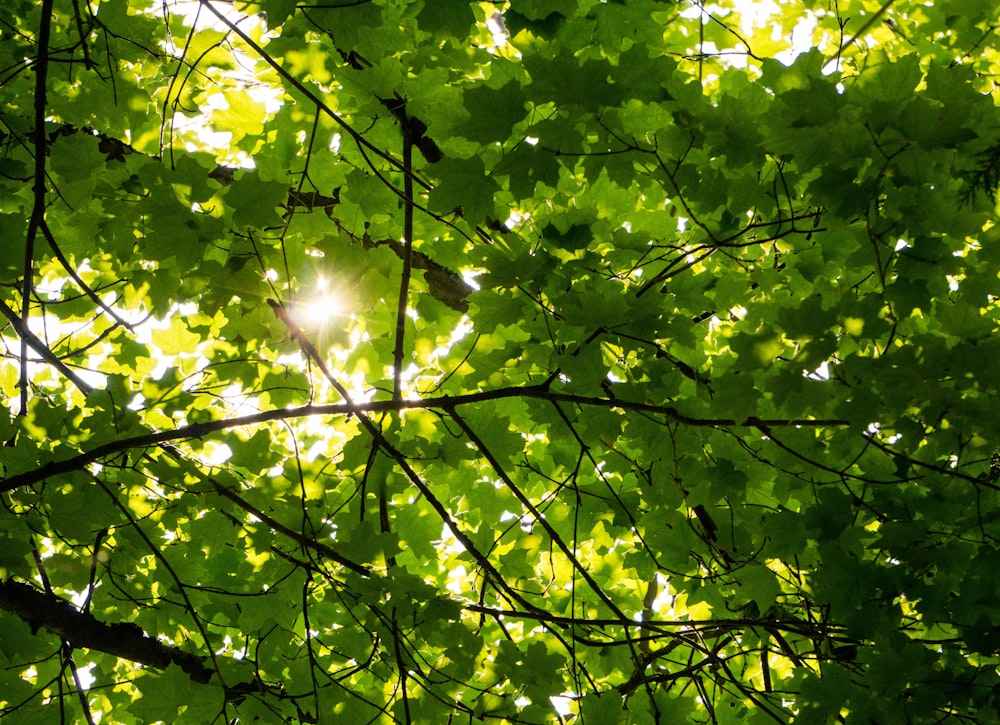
228 172 286 230
739 564 781 611
417 0 473 37
428 155 498 223
127 664 224 723
458 81 527 143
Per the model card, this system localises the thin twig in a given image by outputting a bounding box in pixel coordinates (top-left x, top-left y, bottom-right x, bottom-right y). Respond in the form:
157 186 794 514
211 478 372 576
838 0 898 56
40 218 134 331
451 409 629 620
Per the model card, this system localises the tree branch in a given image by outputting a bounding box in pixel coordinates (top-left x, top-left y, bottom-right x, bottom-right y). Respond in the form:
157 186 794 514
0 578 215 682
0 297 95 395
20 0 55 414
211 478 372 577
0 384 850 492
391 95 415 402
199 0 413 183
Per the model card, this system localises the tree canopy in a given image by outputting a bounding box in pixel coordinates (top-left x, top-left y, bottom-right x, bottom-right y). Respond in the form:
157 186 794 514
3 0 1000 722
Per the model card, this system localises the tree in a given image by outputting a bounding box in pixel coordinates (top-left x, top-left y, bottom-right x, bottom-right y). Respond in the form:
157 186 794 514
2 0 1000 722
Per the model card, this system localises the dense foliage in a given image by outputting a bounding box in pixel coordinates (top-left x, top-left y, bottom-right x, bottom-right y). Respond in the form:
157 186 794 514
3 0 1000 722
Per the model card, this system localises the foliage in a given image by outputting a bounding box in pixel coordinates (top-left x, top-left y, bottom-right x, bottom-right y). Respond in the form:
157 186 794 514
3 0 1000 722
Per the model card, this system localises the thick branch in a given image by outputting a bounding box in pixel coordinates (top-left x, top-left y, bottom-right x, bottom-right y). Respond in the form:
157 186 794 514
0 578 214 682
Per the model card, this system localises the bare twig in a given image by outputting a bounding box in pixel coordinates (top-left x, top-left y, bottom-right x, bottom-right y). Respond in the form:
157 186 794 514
39 218 134 332
838 0 899 57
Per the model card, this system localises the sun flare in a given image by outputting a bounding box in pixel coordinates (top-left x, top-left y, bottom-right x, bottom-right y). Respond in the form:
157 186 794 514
292 277 346 329
295 293 343 328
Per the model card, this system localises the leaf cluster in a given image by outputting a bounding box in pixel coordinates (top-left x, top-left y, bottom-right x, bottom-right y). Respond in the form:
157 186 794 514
2 1 1000 724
